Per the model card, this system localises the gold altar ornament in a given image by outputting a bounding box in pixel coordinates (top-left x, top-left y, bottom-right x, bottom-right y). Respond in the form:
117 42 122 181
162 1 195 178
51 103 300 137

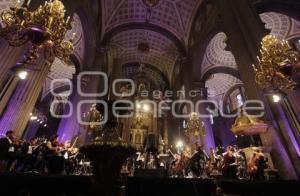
186 112 206 137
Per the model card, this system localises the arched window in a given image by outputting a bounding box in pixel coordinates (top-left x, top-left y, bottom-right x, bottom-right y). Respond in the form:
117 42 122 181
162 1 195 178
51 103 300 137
223 85 246 113
205 73 242 110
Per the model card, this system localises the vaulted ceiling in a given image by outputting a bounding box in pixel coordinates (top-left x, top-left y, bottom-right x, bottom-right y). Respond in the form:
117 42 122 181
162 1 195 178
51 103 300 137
108 29 179 79
101 0 203 82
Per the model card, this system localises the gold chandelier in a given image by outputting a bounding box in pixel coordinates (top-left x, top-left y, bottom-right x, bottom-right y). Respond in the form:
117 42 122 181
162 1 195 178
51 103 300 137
252 35 300 91
186 112 205 137
0 0 74 65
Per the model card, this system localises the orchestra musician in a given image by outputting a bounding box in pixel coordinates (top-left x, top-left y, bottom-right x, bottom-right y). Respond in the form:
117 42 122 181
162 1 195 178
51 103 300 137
62 140 79 175
206 148 222 177
0 133 92 175
45 134 65 174
221 146 237 179
173 151 189 177
166 149 180 177
1 130 273 180
0 130 17 171
20 138 39 172
136 151 145 169
188 143 208 178
62 140 79 159
248 148 267 180
46 134 61 155
146 152 156 169
235 148 247 179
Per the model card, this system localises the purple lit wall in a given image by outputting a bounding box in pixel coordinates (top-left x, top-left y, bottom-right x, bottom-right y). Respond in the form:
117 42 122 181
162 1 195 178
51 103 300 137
0 57 50 138
23 121 39 141
57 92 83 143
278 103 300 156
57 74 101 144
199 106 216 152
261 99 300 179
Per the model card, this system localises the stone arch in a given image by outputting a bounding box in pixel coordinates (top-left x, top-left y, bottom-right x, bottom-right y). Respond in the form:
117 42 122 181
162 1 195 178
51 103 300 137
259 12 300 40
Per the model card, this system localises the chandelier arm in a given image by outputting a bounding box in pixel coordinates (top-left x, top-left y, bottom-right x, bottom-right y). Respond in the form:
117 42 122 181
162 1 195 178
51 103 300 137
0 0 74 66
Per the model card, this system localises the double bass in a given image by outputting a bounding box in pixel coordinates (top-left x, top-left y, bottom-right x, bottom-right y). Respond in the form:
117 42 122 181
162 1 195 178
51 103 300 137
174 153 189 174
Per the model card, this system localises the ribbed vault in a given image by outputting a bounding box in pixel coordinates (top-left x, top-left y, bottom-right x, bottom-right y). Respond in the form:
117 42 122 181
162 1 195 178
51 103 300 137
102 0 203 84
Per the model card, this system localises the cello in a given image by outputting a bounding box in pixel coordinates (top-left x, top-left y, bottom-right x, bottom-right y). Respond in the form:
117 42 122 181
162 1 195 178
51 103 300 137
247 149 265 179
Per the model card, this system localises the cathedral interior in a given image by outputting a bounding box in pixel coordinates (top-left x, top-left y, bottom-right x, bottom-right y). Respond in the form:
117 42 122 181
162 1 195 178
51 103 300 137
0 0 300 195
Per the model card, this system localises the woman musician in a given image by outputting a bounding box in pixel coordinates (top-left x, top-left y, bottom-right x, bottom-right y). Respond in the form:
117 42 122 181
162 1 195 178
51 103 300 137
45 134 65 174
221 146 237 179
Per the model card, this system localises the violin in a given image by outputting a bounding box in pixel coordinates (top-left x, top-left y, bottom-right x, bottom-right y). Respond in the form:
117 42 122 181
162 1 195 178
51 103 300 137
12 137 24 145
205 159 214 176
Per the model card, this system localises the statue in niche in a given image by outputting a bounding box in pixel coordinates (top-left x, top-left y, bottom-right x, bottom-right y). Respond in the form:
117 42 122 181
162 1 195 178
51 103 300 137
135 133 142 144
119 83 132 97
138 82 147 93
134 112 143 128
138 63 145 72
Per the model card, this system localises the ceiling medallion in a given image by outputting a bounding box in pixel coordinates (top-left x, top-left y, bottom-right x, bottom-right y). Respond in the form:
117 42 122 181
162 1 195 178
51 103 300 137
141 0 161 8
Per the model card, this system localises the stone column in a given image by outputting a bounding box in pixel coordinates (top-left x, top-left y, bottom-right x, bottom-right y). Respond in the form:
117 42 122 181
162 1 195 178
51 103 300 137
216 0 299 179
57 73 102 144
122 117 131 142
0 41 26 116
109 58 123 100
0 77 20 116
153 117 158 136
0 57 52 138
0 40 25 87
163 117 169 150
215 0 268 99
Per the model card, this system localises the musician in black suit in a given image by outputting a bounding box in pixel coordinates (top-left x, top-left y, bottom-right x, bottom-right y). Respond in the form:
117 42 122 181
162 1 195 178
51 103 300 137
143 134 159 169
0 130 16 171
189 143 208 178
20 138 38 172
